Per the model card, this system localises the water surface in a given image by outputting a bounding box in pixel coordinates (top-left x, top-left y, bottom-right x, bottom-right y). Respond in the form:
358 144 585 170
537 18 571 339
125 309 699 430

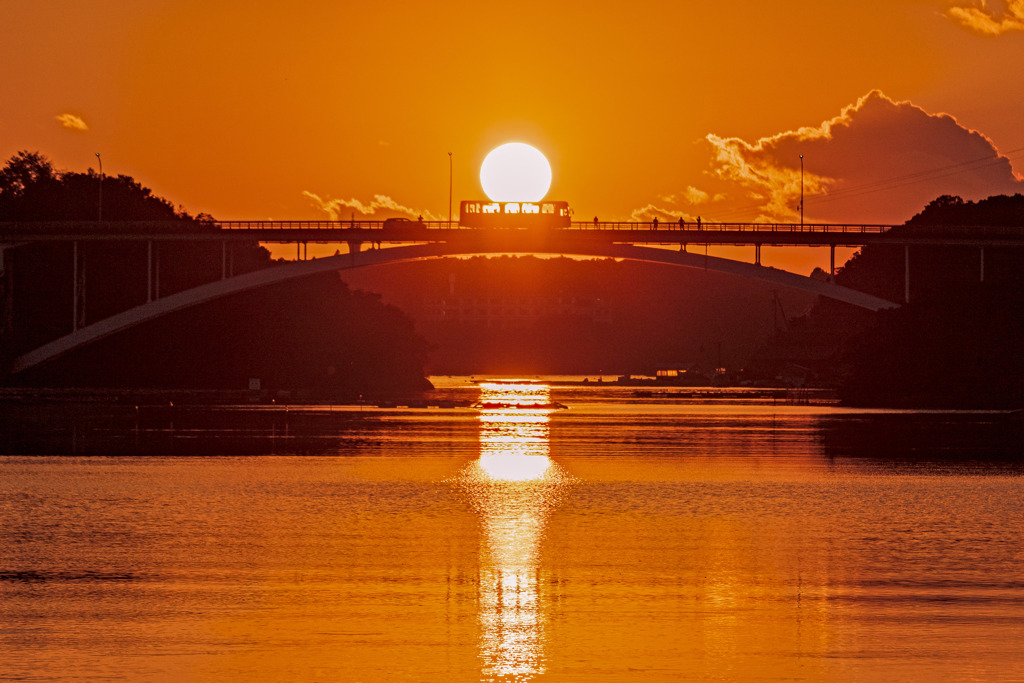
1 380 1022 681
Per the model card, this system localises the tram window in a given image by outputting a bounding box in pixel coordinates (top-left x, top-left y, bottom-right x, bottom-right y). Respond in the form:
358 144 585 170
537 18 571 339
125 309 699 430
541 203 554 214
504 203 520 214
483 203 500 214
522 203 540 214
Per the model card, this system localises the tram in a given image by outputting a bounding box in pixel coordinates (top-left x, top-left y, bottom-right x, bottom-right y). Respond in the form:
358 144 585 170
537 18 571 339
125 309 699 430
458 200 572 229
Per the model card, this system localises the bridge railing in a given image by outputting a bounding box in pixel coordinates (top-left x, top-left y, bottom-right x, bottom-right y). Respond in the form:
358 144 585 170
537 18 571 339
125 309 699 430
564 221 895 233
212 220 899 233
5 220 1022 239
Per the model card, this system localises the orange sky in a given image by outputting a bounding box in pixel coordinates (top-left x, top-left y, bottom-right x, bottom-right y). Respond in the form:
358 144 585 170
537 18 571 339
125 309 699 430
4 1 1024 270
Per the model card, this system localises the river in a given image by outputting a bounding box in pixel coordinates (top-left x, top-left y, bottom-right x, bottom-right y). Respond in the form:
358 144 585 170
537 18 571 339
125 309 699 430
1 378 1022 681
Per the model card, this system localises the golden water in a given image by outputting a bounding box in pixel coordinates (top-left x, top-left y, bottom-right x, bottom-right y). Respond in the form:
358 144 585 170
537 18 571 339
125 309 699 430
1 381 1022 681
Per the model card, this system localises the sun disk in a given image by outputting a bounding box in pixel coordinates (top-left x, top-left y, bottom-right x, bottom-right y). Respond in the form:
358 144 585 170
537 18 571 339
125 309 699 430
480 143 552 203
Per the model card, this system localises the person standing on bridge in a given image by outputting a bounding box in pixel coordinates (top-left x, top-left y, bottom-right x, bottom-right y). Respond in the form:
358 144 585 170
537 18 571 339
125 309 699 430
678 217 684 230
697 216 702 230
594 216 599 228
652 216 658 230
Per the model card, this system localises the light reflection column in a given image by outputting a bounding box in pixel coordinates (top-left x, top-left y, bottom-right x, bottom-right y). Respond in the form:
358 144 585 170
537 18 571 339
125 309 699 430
458 382 570 681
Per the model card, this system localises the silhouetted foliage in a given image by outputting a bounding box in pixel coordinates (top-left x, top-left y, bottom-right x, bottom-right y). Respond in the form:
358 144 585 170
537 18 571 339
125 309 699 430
762 193 1024 407
0 152 431 395
19 273 432 397
840 285 1024 408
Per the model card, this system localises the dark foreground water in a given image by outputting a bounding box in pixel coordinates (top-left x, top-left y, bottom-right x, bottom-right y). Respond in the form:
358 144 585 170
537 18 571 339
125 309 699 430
1 379 1022 681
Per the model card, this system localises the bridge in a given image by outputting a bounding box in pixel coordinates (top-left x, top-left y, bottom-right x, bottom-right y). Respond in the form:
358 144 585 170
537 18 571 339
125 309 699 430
3 219 1022 374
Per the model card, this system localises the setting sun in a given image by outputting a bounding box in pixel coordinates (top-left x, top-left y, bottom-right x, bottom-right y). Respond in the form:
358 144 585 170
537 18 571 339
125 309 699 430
480 143 552 203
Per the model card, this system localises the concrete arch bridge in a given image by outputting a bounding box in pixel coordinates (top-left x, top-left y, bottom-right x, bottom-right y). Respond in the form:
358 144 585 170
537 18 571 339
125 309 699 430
6 225 910 375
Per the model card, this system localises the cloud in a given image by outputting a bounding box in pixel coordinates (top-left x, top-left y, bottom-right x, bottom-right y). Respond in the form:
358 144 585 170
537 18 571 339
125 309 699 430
629 203 697 222
695 90 1023 223
56 113 88 131
947 0 1024 34
303 191 442 221
683 186 711 205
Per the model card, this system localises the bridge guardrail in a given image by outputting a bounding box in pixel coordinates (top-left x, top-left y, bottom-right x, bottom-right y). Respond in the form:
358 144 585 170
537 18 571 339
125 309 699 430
4 221 1022 239
213 220 899 233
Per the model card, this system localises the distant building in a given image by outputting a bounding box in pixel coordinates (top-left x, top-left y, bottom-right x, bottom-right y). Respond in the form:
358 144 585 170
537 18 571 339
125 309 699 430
654 363 712 386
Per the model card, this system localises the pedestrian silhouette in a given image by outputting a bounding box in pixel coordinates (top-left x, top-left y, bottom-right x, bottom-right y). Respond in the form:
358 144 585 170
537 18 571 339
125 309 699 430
652 216 659 230
697 216 702 230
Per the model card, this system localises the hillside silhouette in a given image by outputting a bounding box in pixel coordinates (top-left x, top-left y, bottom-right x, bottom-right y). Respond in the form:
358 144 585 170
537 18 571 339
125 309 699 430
0 151 431 397
340 255 815 377
756 194 1024 407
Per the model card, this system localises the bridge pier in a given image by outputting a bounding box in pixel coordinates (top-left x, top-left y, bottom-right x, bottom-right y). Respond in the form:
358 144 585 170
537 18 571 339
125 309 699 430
72 241 86 331
755 244 761 266
0 245 11 351
830 245 835 283
905 246 910 304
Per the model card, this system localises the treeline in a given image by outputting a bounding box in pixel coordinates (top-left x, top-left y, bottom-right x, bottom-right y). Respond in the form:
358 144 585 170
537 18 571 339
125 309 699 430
0 151 431 397
759 194 1024 408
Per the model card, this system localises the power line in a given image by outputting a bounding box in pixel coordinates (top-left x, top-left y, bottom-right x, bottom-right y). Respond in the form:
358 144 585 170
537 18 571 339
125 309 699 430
708 146 1024 221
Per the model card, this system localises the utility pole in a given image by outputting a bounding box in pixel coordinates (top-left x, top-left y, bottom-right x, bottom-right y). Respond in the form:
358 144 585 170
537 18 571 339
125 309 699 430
95 152 103 222
799 154 804 229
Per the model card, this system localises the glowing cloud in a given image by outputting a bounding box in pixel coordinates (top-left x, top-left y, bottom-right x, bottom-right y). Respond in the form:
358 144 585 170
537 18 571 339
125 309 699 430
303 191 441 221
629 203 696 222
56 113 88 131
683 186 711 205
948 0 1024 34
697 90 1023 223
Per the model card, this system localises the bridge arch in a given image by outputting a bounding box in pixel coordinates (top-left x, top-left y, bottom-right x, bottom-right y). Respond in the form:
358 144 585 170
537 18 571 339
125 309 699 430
10 241 898 374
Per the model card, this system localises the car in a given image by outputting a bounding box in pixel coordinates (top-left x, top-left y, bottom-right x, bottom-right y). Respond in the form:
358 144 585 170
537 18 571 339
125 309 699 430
383 217 426 230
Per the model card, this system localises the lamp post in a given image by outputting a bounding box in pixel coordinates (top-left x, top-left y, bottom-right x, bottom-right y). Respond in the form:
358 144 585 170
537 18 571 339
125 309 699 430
448 151 453 229
95 152 103 222
799 154 804 229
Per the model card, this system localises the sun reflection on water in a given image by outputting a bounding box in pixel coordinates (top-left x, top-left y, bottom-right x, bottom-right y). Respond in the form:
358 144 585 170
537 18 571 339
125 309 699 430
458 381 572 681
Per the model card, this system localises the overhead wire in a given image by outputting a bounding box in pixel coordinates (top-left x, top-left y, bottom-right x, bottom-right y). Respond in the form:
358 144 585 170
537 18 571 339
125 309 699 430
706 145 1024 221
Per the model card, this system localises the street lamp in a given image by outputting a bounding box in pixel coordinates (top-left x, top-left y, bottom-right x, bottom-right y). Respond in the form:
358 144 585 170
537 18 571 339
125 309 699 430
448 151 453 229
95 152 103 222
799 154 804 229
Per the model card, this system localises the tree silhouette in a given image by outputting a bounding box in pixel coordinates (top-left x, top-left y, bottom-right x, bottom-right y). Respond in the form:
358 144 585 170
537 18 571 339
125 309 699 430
1 151 431 396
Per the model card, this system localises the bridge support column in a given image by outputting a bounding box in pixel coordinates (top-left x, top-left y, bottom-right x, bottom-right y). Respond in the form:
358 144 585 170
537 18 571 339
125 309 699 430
980 246 985 283
904 245 910 304
830 245 835 283
0 246 11 349
755 244 761 266
72 241 85 331
347 241 363 255
73 241 77 331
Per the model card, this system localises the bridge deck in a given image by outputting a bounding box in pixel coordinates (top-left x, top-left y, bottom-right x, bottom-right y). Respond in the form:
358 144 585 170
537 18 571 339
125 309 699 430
3 221 1024 247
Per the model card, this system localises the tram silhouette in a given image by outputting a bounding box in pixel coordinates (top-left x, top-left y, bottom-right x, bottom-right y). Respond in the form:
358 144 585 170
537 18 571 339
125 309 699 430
459 200 572 229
